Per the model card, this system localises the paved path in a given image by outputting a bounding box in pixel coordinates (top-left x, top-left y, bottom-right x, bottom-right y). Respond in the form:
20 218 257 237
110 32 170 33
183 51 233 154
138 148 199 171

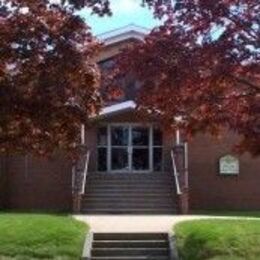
73 215 257 233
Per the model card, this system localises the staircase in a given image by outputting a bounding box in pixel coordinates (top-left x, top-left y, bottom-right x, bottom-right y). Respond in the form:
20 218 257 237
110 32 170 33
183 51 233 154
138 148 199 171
81 173 177 214
89 233 171 260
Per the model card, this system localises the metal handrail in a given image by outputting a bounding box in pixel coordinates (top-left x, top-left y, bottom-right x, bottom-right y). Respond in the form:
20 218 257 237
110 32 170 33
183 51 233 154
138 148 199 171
80 150 90 195
72 165 76 192
171 149 182 195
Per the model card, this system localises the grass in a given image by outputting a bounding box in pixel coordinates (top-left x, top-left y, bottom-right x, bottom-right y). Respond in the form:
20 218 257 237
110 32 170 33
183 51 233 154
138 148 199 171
0 213 88 259
191 210 260 218
174 219 260 260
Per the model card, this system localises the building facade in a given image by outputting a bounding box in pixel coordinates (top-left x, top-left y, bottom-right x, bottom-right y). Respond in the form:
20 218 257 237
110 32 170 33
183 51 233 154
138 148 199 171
1 25 260 213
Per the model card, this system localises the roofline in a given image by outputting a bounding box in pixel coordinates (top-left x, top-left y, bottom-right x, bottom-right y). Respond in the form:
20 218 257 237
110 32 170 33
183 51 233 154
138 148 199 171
97 24 150 46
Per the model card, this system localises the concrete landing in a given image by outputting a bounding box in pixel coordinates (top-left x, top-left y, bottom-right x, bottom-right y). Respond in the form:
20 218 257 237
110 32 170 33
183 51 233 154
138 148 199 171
74 215 218 233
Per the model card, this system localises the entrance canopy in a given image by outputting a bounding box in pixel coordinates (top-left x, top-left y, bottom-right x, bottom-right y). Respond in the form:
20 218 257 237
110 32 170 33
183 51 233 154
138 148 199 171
94 101 137 119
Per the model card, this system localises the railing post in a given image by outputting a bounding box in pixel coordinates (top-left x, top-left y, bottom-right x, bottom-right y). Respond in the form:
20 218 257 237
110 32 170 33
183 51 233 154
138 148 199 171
173 144 189 214
72 145 88 214
72 192 82 213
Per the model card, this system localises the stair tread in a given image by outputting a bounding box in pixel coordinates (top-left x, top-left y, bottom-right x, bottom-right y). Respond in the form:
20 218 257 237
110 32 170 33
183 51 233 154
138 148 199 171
91 256 169 260
89 232 171 260
93 240 168 248
92 249 169 257
94 233 168 238
82 172 177 214
82 209 176 211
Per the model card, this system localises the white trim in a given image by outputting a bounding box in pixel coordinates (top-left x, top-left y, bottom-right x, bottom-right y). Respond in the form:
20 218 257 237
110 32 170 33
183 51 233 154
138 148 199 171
80 124 85 145
98 24 150 46
176 129 180 145
184 142 189 189
98 100 136 117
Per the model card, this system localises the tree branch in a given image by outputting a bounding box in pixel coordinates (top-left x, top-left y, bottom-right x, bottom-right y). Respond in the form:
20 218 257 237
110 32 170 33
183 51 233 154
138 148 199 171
228 74 260 93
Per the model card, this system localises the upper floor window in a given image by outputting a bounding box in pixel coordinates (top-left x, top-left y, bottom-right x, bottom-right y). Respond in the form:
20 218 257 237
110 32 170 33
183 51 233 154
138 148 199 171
99 57 140 103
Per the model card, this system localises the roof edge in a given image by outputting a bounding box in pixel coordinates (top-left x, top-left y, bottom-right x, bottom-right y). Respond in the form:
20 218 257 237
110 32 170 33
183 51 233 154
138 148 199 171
97 24 150 45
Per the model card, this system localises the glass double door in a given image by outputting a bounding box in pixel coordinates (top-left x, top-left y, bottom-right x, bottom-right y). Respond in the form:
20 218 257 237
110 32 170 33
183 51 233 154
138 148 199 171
110 125 151 172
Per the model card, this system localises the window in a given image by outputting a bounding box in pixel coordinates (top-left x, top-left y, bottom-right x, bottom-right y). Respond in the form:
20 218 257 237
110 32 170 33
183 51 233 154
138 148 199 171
97 127 108 172
152 127 163 171
96 125 163 172
99 57 139 103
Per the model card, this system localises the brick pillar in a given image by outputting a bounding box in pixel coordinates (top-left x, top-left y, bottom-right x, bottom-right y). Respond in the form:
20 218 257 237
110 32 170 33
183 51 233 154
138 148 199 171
72 145 88 214
72 193 82 214
178 187 189 214
173 144 189 214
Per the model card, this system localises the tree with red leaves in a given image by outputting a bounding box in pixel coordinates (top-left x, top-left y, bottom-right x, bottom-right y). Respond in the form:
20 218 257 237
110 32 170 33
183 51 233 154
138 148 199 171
117 0 260 155
0 0 110 155
0 0 178 156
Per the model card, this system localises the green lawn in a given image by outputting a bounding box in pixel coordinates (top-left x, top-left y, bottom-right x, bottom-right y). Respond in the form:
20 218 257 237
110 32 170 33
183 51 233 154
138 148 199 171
0 213 88 259
174 219 260 260
191 210 260 218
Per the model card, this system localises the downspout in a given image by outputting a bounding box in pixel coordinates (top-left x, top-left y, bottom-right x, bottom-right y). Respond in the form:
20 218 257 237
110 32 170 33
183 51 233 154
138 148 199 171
175 129 180 145
80 124 85 145
184 142 189 190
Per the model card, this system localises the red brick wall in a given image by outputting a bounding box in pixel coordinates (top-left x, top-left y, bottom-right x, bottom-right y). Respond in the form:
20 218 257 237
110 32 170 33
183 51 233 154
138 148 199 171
189 132 260 210
3 153 72 212
2 122 260 212
0 157 8 209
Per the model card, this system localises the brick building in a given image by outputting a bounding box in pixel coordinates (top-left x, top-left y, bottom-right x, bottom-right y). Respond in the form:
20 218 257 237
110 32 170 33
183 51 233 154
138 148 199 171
1 25 259 214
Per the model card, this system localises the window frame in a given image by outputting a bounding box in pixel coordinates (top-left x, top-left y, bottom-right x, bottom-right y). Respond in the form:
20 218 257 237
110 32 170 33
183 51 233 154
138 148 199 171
96 123 163 173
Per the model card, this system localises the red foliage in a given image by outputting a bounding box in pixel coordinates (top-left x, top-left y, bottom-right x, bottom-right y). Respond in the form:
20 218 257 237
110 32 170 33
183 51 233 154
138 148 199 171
0 0 104 156
0 0 164 156
117 0 260 155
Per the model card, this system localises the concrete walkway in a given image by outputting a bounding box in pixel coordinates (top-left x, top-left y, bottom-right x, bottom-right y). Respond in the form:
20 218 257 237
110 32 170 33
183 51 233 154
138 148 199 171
73 215 257 233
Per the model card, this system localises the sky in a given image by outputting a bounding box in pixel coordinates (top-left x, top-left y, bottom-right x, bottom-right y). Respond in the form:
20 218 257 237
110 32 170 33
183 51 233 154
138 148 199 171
79 0 161 35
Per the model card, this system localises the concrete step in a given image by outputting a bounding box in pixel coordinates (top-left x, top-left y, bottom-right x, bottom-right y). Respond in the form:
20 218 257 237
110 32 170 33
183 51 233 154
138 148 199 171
87 178 173 183
89 233 170 260
82 198 176 204
85 188 173 193
93 240 169 248
82 193 175 199
91 257 169 260
82 208 176 214
88 178 173 182
84 190 175 195
92 248 169 257
82 202 176 208
83 194 174 200
88 173 172 178
85 184 173 188
94 233 168 240
82 172 177 214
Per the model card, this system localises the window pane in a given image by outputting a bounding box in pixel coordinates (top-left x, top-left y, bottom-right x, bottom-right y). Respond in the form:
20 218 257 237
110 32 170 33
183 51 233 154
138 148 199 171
97 127 107 146
99 57 115 70
111 127 129 146
132 127 149 146
98 148 107 171
111 148 129 171
153 148 162 171
133 148 149 170
153 127 162 146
